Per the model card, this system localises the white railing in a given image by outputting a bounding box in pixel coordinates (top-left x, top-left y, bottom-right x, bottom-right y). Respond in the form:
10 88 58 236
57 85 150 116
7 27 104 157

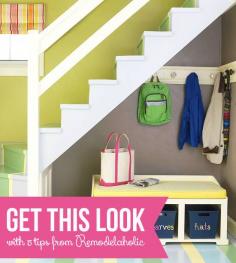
27 0 150 196
39 0 104 53
27 31 40 196
39 0 150 95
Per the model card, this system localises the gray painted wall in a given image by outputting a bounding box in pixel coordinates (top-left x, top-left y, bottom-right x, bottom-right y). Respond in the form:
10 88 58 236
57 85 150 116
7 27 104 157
221 5 236 220
222 6 236 65
52 19 222 196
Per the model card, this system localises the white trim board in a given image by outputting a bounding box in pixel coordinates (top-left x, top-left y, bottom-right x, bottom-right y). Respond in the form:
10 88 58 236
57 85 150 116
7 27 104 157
154 62 236 85
156 66 219 85
0 61 28 76
0 54 44 77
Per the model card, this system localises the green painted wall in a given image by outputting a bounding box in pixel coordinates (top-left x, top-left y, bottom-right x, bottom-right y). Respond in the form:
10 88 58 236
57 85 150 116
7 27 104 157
0 0 183 142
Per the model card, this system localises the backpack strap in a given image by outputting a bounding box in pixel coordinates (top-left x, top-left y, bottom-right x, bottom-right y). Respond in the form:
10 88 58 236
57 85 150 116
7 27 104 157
150 75 160 83
156 75 160 83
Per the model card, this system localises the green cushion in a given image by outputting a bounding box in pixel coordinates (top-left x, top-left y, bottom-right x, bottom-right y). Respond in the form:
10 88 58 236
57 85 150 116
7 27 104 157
0 166 13 196
3 144 27 173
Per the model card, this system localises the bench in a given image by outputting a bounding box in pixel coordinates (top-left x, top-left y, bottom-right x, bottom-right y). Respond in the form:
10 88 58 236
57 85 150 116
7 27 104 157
92 175 228 245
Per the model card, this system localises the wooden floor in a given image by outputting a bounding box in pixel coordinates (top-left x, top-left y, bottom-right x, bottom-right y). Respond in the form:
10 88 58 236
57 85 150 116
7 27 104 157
0 237 235 263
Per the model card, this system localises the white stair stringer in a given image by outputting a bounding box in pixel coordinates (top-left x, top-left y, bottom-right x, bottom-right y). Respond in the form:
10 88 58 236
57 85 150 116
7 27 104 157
40 81 121 170
40 0 236 172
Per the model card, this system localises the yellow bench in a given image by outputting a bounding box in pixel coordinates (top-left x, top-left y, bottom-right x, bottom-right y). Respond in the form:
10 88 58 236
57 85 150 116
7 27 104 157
92 175 228 245
92 175 226 199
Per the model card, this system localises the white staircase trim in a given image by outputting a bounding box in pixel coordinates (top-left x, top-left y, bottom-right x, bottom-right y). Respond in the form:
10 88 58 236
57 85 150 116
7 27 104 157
27 0 150 193
38 0 150 96
0 57 44 76
27 31 41 196
23 0 236 193
39 0 236 171
39 0 104 53
0 61 28 76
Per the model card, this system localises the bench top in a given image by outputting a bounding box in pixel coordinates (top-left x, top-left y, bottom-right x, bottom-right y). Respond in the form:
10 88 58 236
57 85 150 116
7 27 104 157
92 175 227 199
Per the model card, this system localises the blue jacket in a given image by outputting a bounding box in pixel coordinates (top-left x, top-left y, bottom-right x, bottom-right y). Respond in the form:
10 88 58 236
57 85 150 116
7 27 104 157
178 73 205 150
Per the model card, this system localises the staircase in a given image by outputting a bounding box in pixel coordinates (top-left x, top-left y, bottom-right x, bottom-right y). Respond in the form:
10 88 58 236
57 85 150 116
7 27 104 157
39 0 236 172
1 0 236 196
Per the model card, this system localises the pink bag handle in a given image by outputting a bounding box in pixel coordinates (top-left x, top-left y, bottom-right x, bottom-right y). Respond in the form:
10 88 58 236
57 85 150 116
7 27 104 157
115 133 132 184
103 132 118 151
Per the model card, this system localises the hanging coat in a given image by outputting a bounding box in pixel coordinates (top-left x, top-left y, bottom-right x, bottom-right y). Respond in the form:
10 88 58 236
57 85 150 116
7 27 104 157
178 73 205 150
202 73 224 164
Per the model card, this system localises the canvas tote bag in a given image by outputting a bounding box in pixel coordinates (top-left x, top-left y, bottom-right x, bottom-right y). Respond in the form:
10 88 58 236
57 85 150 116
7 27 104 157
100 132 134 186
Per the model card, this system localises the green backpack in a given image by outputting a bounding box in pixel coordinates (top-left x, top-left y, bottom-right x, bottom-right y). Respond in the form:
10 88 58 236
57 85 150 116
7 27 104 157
137 76 172 126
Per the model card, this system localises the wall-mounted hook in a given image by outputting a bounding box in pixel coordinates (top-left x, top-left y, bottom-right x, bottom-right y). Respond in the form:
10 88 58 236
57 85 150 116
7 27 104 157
224 69 235 76
229 69 234 75
210 73 215 79
170 72 177 79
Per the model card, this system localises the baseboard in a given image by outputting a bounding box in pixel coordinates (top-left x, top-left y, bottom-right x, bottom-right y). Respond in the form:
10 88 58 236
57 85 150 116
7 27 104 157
228 216 236 238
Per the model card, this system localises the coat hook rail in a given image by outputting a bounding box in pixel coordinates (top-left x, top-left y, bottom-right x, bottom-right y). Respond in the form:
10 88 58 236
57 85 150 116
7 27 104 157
150 63 236 85
154 66 219 85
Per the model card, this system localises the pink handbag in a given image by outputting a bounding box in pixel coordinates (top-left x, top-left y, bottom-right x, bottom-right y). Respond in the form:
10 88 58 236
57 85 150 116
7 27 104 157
100 132 134 186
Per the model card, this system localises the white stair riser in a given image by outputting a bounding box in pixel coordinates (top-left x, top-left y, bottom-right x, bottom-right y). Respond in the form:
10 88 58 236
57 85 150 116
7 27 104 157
89 85 120 105
116 60 150 84
61 109 89 130
143 36 176 61
116 59 172 88
199 0 232 11
171 12 202 36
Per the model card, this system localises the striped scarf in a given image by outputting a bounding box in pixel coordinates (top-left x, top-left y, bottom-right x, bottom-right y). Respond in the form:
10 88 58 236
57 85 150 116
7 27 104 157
0 4 45 34
223 70 232 160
